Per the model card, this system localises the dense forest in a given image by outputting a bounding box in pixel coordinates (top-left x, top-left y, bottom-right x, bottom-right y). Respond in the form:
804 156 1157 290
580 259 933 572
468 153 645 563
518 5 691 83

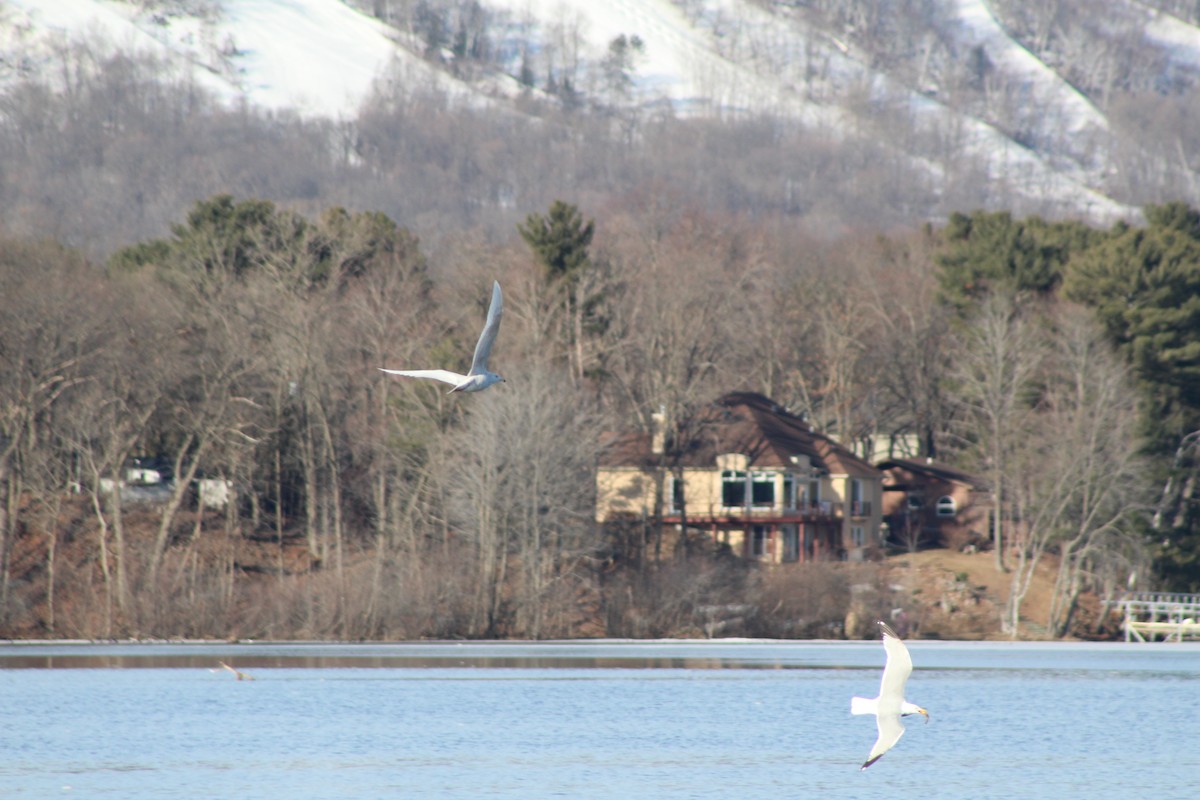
3 191 1199 640
2 20 1200 640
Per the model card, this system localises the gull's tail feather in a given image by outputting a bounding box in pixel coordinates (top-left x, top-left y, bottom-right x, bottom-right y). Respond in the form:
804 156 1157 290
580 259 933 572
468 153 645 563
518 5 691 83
850 696 876 715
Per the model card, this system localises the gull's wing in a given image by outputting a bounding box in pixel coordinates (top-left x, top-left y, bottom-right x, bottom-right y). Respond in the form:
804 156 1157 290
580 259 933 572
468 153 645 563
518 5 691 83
379 368 468 387
468 281 503 375
862 712 905 769
877 621 913 713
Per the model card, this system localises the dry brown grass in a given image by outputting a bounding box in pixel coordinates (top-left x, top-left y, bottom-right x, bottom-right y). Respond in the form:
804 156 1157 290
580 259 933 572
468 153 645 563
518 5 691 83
883 548 1060 639
3 494 1065 640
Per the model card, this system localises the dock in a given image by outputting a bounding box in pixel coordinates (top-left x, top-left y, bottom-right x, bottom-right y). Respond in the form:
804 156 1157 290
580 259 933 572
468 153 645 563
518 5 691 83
1120 592 1200 642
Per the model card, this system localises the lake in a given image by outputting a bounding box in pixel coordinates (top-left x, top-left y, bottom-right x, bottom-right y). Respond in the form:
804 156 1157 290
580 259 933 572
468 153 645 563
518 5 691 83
1 639 1197 799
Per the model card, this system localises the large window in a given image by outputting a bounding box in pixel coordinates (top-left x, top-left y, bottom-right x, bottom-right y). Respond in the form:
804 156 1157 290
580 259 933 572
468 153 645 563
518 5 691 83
751 472 776 507
723 470 780 509
783 474 796 509
722 470 747 507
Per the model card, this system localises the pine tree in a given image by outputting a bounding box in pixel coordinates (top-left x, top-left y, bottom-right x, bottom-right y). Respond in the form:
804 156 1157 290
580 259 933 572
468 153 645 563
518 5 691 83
1064 202 1200 591
935 210 1098 314
517 200 599 381
516 200 594 287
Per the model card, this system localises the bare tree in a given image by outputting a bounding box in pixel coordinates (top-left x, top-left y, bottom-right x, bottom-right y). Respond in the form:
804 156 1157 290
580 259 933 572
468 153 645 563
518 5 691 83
334 228 440 631
862 230 957 458
951 292 1047 575
1012 305 1150 637
66 362 165 630
597 206 761 560
804 276 877 447
143 277 266 590
0 240 106 616
442 361 600 638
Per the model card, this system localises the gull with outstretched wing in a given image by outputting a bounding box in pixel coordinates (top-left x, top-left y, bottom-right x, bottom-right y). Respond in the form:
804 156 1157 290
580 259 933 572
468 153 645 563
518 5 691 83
380 280 505 393
851 620 929 769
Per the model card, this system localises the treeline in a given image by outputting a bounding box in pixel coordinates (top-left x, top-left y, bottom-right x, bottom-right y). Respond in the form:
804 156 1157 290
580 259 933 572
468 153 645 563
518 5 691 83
2 192 1199 640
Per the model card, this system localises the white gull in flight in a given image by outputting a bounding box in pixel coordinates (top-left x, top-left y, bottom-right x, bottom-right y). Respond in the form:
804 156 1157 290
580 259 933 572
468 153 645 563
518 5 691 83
851 620 929 769
380 280 505 393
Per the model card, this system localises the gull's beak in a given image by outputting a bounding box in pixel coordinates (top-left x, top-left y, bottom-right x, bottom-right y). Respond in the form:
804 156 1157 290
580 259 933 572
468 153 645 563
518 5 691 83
918 708 930 723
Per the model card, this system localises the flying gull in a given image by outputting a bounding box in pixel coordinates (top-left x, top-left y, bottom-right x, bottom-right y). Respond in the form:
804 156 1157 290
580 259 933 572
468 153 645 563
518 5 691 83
851 620 928 769
380 280 505 393
213 660 254 681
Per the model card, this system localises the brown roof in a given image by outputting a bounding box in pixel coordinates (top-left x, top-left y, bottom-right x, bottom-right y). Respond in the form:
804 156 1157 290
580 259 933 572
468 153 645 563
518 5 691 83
876 457 990 491
599 392 879 478
597 430 656 468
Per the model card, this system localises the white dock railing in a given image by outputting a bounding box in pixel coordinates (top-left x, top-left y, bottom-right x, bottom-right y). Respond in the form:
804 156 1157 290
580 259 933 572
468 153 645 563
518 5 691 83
1120 592 1200 642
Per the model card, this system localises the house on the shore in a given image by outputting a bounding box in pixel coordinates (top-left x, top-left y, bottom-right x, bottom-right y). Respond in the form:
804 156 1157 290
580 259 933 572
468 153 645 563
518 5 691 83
596 392 884 563
876 457 992 551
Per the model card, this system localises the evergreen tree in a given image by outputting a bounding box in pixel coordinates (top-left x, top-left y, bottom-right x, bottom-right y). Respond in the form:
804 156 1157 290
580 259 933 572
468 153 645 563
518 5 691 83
1064 202 1200 446
109 194 308 283
601 34 645 101
935 210 1099 314
313 207 428 284
1063 202 1200 590
517 200 601 380
517 200 595 287
111 195 425 290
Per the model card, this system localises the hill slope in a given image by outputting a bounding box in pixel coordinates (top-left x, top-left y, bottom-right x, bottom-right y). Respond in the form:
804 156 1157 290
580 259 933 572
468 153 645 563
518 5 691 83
3 0 1200 223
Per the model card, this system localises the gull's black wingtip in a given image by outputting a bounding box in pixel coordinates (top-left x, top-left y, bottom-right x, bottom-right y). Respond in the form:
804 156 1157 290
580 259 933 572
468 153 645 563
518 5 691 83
860 754 884 770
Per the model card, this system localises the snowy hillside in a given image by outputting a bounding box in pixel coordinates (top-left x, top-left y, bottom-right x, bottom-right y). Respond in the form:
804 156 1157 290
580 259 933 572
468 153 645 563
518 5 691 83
4 0 1200 223
1 0 411 115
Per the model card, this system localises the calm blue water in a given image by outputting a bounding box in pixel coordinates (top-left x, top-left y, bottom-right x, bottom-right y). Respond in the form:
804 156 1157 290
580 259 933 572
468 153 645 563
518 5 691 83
1 640 1197 799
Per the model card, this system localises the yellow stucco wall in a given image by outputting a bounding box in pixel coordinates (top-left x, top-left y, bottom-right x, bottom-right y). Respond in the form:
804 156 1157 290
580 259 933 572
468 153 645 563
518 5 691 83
596 465 884 555
594 468 656 522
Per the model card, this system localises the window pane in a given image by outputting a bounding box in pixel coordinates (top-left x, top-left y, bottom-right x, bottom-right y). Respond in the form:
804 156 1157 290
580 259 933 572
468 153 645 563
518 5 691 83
722 471 746 506
751 472 775 506
667 476 685 513
752 525 769 556
936 496 956 517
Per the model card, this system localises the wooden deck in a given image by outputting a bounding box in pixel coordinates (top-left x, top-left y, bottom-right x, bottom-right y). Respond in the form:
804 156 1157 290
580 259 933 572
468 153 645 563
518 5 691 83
1120 592 1200 642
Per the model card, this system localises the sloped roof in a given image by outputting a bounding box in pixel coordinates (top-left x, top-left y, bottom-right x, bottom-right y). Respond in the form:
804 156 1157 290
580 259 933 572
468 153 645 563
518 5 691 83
598 430 656 468
599 392 879 478
876 457 990 491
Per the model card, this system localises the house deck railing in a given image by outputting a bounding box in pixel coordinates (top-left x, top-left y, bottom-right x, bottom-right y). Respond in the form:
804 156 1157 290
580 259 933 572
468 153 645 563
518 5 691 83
850 500 872 517
665 501 840 523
